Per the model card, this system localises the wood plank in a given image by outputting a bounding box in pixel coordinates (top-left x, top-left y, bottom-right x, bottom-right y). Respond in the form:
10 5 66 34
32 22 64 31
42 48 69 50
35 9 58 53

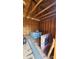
48 38 55 58
23 1 26 6
29 0 43 15
34 1 56 17
26 16 40 21
25 0 32 16
39 17 56 36
23 20 39 35
38 9 56 19
54 38 56 59
41 13 56 20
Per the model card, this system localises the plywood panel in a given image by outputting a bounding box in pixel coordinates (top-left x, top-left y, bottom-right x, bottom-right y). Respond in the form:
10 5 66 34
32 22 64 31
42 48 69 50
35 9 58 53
23 19 39 35
39 16 56 38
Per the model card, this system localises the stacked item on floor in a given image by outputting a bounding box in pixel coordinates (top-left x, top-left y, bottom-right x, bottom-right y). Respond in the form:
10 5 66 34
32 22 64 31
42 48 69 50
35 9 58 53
30 31 42 46
41 33 53 55
24 36 49 59
23 37 26 45
30 31 41 39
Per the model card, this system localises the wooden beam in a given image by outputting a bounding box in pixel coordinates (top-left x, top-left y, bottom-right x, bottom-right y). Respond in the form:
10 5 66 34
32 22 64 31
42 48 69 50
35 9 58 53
29 0 43 15
54 40 56 59
26 16 40 21
41 13 56 20
34 1 56 17
48 38 55 58
25 0 32 16
38 9 56 18
23 1 25 5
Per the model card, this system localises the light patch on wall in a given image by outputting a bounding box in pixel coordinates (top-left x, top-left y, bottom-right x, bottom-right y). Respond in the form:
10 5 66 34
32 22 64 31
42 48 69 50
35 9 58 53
23 26 31 36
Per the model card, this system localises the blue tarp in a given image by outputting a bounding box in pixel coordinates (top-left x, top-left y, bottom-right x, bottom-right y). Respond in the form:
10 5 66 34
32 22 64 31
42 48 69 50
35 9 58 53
30 32 41 39
27 38 43 59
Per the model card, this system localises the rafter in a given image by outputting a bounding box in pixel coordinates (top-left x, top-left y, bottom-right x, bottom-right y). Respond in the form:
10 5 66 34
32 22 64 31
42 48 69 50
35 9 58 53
23 1 26 6
34 1 56 17
38 9 56 19
26 16 40 21
25 0 32 16
32 0 37 3
41 13 56 20
29 0 43 15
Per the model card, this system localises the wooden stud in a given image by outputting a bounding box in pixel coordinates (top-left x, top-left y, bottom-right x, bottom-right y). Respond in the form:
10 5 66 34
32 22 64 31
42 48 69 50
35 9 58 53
48 38 55 58
54 41 56 59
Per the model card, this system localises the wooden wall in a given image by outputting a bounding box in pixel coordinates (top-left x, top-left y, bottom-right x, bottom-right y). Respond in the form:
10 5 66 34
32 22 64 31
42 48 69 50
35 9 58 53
23 16 56 37
23 19 39 35
39 16 56 38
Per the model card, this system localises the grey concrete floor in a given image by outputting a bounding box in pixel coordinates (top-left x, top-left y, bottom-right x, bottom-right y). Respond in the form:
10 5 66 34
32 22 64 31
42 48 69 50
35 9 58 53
23 39 49 59
23 42 35 59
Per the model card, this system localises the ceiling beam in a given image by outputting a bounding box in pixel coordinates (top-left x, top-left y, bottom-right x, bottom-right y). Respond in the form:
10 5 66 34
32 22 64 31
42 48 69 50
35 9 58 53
23 1 26 6
41 13 56 20
29 0 43 15
34 1 56 17
32 0 37 3
38 9 56 19
25 0 32 16
26 16 40 21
